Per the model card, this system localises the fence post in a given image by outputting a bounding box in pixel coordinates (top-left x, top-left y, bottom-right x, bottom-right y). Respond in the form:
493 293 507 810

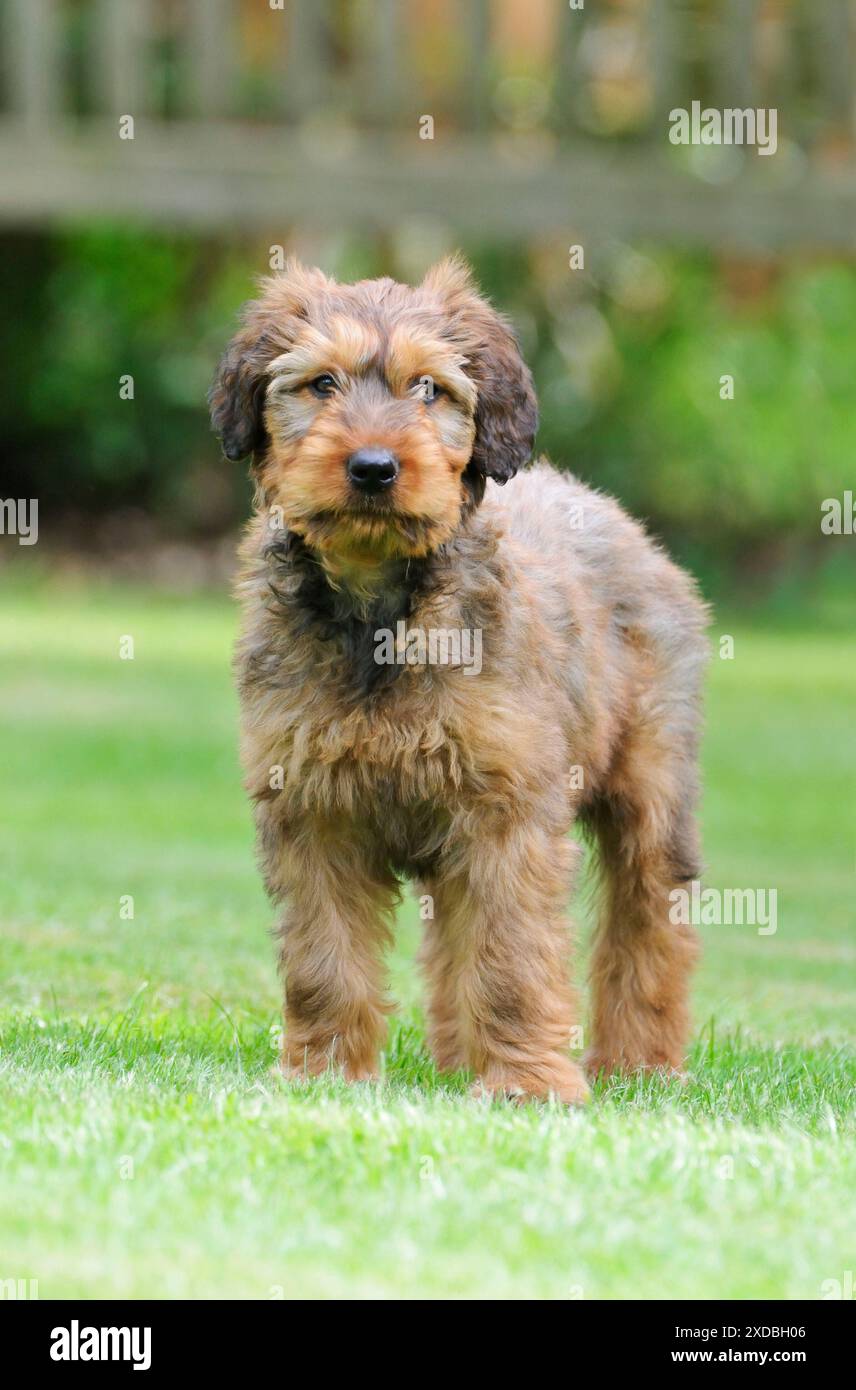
187 0 236 119
93 0 151 118
4 0 61 132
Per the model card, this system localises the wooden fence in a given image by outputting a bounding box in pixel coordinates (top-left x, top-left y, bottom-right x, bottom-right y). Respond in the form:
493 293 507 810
0 0 854 248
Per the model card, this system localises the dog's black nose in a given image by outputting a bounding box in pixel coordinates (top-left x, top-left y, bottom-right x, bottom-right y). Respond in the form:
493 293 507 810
346 448 399 493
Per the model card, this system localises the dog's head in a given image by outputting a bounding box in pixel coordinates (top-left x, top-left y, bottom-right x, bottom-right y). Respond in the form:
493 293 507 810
209 256 537 561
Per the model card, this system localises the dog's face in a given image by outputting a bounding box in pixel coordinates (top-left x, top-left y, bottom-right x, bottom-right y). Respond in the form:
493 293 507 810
209 256 537 562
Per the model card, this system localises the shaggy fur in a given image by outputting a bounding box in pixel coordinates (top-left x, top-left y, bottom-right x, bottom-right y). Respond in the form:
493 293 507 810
209 255 708 1104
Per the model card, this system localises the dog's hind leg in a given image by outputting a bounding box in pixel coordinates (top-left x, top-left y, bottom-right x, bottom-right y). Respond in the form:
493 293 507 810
417 888 466 1074
585 723 703 1078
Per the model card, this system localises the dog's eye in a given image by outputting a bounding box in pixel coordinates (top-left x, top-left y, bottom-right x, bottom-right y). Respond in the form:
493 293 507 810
308 373 337 398
415 375 445 405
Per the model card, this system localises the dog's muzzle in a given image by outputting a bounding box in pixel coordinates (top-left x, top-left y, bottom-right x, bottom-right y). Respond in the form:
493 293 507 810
346 448 400 495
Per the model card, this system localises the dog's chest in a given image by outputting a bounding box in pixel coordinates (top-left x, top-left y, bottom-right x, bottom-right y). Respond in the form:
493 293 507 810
248 669 465 805
238 577 542 838
239 638 523 835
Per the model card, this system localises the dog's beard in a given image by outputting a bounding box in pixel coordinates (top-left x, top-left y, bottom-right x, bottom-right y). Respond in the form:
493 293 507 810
295 506 454 560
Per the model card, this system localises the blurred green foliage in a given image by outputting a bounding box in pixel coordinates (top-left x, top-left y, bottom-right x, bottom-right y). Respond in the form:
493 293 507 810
3 227 853 589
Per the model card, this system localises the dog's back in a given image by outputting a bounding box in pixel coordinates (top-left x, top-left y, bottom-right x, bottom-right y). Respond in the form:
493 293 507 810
484 460 709 778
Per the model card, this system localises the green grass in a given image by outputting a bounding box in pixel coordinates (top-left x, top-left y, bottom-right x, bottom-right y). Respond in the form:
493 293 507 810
1 579 854 1300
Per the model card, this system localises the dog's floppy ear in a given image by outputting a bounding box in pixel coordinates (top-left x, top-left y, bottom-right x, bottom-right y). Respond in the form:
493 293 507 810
209 260 332 462
208 324 271 462
422 255 537 484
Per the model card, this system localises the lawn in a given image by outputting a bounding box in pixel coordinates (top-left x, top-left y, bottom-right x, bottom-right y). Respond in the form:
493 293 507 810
1 578 854 1300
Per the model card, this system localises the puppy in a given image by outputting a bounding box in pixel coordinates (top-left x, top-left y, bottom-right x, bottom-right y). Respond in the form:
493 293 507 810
209 256 707 1103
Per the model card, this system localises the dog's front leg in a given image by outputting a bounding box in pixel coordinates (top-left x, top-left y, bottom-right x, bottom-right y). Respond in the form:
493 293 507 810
432 823 589 1105
260 811 398 1082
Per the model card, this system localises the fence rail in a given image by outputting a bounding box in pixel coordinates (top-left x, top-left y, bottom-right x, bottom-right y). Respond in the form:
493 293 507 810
1 0 855 247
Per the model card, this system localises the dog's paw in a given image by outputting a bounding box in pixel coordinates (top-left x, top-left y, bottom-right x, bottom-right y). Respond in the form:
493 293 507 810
471 1059 590 1107
585 1050 687 1084
270 1057 380 1086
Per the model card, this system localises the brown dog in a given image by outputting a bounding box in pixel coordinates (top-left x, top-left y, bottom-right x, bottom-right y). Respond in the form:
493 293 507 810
210 256 707 1103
